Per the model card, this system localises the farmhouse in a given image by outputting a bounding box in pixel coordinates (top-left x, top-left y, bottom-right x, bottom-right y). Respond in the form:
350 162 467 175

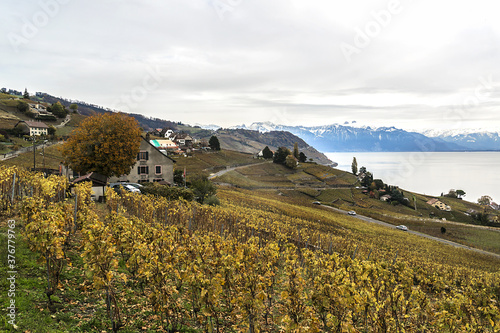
109 137 175 184
14 120 49 136
426 198 451 211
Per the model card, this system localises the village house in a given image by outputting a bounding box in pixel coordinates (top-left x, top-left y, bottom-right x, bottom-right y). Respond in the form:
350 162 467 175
14 120 49 136
109 137 175 184
29 103 47 113
380 194 392 202
426 198 451 211
489 202 499 210
70 172 108 202
63 137 175 191
174 133 193 147
160 128 175 139
150 139 181 154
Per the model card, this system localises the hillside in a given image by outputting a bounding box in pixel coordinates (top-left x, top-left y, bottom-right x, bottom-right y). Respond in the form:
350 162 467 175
208 128 333 165
204 158 500 255
3 91 333 164
35 92 179 131
1 166 500 332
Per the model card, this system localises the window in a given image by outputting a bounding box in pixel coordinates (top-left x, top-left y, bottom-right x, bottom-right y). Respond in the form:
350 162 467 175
155 165 162 175
137 166 149 175
137 151 149 160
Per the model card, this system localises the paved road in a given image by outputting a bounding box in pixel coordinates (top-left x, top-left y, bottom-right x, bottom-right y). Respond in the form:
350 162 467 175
320 204 500 259
55 114 71 128
208 161 271 180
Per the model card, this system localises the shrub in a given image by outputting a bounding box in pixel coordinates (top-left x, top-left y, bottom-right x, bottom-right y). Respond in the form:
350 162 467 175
141 183 194 201
204 195 220 206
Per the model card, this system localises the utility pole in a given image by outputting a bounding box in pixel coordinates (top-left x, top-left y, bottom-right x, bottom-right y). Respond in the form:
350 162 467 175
42 141 46 174
32 137 36 171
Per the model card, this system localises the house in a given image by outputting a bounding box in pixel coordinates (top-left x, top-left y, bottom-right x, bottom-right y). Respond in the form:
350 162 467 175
70 172 108 202
150 139 181 154
380 194 392 202
174 133 193 147
489 202 499 210
14 120 49 136
109 137 175 184
29 103 47 112
426 198 451 211
161 128 175 139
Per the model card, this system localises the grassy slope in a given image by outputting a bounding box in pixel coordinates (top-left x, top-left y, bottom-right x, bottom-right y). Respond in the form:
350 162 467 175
208 158 500 255
170 150 263 178
1 152 500 331
1 143 64 170
2 189 498 332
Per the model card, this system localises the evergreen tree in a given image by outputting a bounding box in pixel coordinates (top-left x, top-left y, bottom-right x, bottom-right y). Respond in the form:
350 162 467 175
273 147 291 164
23 88 29 99
298 152 307 163
293 142 299 159
351 157 358 175
209 135 221 151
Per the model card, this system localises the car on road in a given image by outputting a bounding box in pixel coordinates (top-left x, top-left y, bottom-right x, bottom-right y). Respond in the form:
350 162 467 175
396 225 408 231
347 211 356 216
110 183 141 194
312 201 321 205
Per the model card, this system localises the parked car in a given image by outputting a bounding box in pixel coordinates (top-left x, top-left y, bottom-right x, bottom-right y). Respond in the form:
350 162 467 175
110 183 141 194
124 182 144 190
312 201 321 205
396 225 408 231
348 211 356 216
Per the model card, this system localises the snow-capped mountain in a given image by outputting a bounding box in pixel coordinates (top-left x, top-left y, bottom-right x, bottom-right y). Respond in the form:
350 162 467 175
192 123 221 131
421 129 500 151
230 122 466 152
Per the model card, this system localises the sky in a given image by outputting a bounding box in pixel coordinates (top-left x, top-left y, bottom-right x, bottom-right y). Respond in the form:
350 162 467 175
2 0 500 131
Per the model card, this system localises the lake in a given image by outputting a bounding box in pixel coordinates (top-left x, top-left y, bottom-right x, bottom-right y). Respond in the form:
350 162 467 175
325 152 500 204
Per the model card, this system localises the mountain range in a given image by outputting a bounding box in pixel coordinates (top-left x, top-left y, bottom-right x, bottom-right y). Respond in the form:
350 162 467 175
205 122 500 152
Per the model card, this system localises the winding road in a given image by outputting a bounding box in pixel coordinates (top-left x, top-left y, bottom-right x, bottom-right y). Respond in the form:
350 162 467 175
207 161 271 180
208 160 500 259
320 204 500 259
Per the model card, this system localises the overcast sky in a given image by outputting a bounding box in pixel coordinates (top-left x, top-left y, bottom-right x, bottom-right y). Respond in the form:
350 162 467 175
2 0 500 131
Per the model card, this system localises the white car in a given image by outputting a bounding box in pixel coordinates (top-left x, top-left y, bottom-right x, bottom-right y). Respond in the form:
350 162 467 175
347 211 356 216
396 225 408 231
111 184 141 194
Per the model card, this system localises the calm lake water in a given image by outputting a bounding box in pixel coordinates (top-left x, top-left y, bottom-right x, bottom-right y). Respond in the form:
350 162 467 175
325 152 500 204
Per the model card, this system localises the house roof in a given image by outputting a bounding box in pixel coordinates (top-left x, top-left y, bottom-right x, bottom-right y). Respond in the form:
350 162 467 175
151 139 178 148
175 133 192 140
426 198 440 205
141 136 176 163
24 121 49 129
71 172 107 186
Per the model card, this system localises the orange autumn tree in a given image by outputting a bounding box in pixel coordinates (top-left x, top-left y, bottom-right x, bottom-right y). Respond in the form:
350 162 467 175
60 113 142 178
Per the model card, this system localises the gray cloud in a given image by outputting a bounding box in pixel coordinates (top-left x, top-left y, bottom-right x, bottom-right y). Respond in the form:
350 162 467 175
2 0 500 130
